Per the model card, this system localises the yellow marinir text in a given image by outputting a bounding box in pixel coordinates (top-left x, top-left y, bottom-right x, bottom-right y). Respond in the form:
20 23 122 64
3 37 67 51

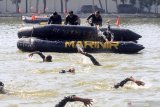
65 41 119 49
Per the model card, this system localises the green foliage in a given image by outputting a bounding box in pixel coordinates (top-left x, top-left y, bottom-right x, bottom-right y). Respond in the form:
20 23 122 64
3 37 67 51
120 0 136 5
139 0 153 8
130 0 136 6
153 0 160 5
139 0 155 12
11 0 21 4
120 0 127 4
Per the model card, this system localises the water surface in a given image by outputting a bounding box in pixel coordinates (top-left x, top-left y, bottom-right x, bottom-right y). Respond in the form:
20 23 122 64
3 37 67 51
0 17 160 107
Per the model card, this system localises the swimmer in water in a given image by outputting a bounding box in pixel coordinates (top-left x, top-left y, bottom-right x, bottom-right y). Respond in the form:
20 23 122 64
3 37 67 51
0 81 5 94
29 51 52 62
114 76 145 89
59 68 75 74
76 44 101 66
55 95 93 107
29 52 75 74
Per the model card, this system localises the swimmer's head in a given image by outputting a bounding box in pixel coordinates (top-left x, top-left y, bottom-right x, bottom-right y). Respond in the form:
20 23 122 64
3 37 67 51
68 68 75 73
59 70 66 73
114 84 119 89
0 82 4 91
46 55 52 62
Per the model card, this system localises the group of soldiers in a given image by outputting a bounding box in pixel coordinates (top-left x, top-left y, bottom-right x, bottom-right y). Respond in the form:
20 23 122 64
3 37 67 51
48 10 114 42
48 10 102 26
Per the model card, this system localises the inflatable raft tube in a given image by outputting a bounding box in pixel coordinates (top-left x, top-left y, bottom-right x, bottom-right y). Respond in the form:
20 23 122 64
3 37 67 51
22 16 49 24
23 19 48 24
17 38 144 54
18 25 141 41
18 25 98 41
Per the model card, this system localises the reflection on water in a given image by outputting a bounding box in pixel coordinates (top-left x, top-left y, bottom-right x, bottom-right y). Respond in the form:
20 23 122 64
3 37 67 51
0 18 160 107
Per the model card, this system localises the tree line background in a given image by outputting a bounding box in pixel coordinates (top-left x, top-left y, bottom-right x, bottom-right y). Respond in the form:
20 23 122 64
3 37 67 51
1 0 160 14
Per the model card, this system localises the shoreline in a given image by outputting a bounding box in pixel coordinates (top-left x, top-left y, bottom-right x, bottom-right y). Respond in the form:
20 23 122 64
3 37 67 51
0 13 160 18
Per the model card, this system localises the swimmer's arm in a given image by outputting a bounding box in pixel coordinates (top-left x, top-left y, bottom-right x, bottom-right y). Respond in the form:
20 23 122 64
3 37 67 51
129 77 145 86
114 77 145 89
114 77 131 89
76 45 101 66
84 53 101 66
29 51 45 61
76 44 85 55
72 96 93 107
55 95 75 107
55 95 93 107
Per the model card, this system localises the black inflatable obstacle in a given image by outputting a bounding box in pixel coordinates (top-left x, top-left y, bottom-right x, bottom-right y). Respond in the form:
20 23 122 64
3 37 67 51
22 16 49 24
18 25 141 41
17 38 144 54
18 25 98 41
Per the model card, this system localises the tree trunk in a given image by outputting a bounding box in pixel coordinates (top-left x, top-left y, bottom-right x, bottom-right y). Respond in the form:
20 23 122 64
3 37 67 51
29 0 31 12
26 0 28 13
113 0 118 13
16 0 19 13
65 0 68 13
6 0 8 12
155 3 158 14
116 0 118 8
61 0 63 13
36 0 39 13
121 0 125 4
105 0 108 13
92 0 95 13
43 0 46 13
98 0 103 9
148 7 151 13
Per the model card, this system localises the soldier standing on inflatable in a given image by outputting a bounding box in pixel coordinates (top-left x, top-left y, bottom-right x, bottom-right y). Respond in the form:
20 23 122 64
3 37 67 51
64 11 80 25
87 11 102 27
48 12 62 24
